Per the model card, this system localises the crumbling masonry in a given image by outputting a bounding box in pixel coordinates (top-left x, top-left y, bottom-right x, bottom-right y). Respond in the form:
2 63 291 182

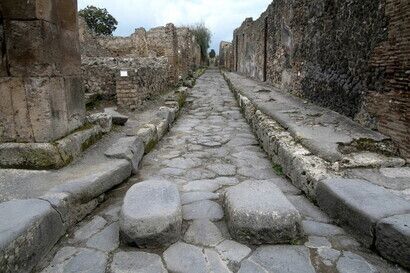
220 0 410 159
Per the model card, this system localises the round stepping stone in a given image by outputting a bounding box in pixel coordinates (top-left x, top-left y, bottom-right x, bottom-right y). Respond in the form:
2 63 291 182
163 242 207 273
111 251 166 273
120 179 182 248
224 180 302 244
184 219 225 247
182 200 224 221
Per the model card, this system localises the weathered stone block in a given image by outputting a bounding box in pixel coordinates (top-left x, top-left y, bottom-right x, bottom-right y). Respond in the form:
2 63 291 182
1 0 57 21
105 137 144 174
316 178 410 246
375 214 410 269
120 179 182 248
0 199 65 273
225 180 303 244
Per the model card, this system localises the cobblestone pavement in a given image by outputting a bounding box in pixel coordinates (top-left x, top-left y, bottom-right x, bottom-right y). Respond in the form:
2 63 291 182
35 70 406 273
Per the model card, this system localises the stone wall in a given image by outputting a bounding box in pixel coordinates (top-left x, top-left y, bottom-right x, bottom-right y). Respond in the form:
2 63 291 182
231 0 410 159
79 20 201 103
116 58 169 110
219 41 234 71
0 0 85 143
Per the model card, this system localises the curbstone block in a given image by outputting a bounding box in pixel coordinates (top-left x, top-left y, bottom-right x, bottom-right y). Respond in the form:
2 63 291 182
105 137 144 174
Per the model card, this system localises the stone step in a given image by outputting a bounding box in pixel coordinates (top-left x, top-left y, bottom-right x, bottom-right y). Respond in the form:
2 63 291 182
316 178 410 269
120 179 182 248
224 180 303 244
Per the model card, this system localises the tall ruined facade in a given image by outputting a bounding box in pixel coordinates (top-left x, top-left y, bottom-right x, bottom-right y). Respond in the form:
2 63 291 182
0 0 85 143
227 0 409 159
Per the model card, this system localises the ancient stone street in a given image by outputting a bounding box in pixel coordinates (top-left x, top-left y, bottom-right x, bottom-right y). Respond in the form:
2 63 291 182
33 70 407 273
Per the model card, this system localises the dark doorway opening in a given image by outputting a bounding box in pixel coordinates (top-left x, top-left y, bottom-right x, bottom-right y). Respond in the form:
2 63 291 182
263 17 268 82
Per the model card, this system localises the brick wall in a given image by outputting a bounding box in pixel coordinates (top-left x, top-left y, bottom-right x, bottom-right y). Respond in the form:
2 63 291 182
232 0 410 159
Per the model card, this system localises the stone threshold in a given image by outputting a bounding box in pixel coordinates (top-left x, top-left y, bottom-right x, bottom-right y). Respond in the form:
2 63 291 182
0 85 191 273
222 70 410 270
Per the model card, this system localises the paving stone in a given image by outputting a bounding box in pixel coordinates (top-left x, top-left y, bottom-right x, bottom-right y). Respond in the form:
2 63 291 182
215 177 240 186
301 220 345 236
182 179 222 192
225 180 302 244
184 219 224 247
164 157 201 169
86 222 119 252
104 137 144 174
238 259 269 273
317 248 341 266
336 251 377 273
0 199 65 273
239 245 316 273
375 214 410 269
265 178 302 195
215 240 251 269
163 242 207 273
104 108 128 125
182 200 224 221
120 179 182 247
180 191 219 205
317 178 410 245
72 216 107 242
204 248 232 273
207 163 237 176
184 169 218 180
111 251 166 273
41 247 108 273
304 236 332 248
237 167 278 180
287 195 330 223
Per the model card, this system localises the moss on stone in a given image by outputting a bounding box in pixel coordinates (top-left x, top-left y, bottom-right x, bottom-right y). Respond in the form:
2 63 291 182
144 138 158 154
272 163 284 176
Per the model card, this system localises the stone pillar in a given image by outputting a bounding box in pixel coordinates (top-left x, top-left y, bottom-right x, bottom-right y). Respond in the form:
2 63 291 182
0 0 85 143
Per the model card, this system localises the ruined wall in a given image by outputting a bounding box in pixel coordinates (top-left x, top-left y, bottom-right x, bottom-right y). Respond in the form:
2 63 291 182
80 21 200 102
0 0 85 143
116 57 169 110
219 41 234 71
233 0 410 158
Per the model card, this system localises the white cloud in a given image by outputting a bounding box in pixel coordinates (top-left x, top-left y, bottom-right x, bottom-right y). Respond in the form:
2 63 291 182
78 0 271 52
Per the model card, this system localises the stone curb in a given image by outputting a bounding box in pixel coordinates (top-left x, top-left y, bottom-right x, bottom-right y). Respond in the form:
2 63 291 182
222 71 410 270
0 85 190 273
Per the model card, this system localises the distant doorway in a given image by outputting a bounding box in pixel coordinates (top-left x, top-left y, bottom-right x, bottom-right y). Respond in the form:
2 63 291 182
263 17 268 82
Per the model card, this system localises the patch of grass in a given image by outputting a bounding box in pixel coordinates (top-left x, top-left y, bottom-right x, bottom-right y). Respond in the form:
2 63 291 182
272 163 284 176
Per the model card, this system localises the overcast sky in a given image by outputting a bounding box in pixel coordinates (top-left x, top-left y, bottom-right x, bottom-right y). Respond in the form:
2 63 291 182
78 0 271 53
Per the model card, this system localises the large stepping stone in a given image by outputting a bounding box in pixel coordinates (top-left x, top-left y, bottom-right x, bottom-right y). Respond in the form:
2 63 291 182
120 179 182 248
224 180 302 244
317 178 410 246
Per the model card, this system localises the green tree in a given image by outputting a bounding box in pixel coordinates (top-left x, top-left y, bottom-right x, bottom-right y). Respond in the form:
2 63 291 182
189 22 212 62
209 49 216 59
79 6 118 36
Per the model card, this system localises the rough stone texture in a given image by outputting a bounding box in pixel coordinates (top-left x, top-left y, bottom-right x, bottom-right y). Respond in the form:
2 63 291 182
41 247 108 273
225 180 302 244
316 178 410 246
120 179 182 247
104 108 129 125
0 199 65 273
180 191 219 205
86 222 119 252
0 0 85 143
219 41 234 71
336 251 377 273
229 0 410 159
105 136 144 174
111 251 167 273
182 200 224 221
184 219 224 247
163 242 207 273
216 240 251 269
239 246 316 273
375 214 410 269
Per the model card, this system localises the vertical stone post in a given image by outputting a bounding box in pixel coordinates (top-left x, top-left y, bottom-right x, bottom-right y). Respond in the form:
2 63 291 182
0 0 85 143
